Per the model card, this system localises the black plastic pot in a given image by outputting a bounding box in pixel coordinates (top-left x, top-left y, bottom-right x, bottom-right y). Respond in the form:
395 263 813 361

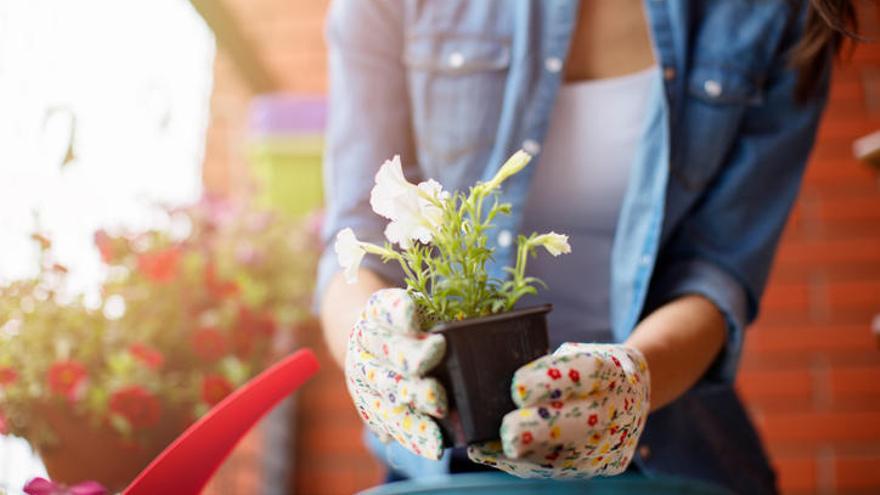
428 305 551 447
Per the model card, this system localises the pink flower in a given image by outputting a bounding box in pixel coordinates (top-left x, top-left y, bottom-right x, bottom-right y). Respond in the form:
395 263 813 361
47 361 88 401
23 477 107 495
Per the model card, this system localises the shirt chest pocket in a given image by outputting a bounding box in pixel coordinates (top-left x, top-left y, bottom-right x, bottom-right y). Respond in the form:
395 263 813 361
672 65 764 190
403 35 510 181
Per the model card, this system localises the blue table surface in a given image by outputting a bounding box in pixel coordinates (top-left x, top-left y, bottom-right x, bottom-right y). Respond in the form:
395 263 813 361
358 472 733 495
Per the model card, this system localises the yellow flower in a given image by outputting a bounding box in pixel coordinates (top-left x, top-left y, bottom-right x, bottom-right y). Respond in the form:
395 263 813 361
426 389 436 403
550 425 561 439
519 409 533 418
402 415 413 432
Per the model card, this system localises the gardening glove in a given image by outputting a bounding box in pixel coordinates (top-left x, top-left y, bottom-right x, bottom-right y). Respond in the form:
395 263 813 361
467 343 650 479
344 288 449 460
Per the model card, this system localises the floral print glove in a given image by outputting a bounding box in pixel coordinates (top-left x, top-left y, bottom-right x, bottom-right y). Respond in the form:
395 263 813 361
467 343 650 479
344 288 448 460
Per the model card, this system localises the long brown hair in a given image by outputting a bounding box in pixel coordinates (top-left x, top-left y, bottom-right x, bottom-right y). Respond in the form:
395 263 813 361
790 0 860 101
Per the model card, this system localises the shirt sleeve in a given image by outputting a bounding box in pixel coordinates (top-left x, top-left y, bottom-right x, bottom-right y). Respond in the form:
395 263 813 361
647 29 832 384
315 0 418 306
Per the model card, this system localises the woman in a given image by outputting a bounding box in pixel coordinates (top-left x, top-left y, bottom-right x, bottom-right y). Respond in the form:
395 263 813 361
317 1 857 493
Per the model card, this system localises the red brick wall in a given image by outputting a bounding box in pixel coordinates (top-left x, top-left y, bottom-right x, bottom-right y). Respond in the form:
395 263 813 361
201 2 880 493
737 39 880 495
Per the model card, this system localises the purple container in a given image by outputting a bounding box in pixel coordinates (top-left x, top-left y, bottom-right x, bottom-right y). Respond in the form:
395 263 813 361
247 94 326 137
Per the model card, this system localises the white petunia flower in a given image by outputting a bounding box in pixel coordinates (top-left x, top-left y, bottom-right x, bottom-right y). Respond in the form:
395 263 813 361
482 150 532 191
334 228 366 284
534 232 571 256
370 156 448 248
370 156 411 219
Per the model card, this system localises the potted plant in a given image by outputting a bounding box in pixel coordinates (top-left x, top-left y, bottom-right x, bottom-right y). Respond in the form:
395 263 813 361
0 198 318 489
335 150 570 446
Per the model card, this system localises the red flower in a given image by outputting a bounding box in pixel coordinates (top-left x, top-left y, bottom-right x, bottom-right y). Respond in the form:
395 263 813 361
588 414 598 427
232 307 276 357
611 356 621 368
547 368 562 380
568 369 580 382
47 360 88 401
129 343 164 370
521 431 533 445
201 374 234 406
191 327 227 362
204 262 239 300
109 385 161 429
237 306 276 337
550 400 564 409
0 367 18 387
608 381 616 391
545 451 560 461
137 247 181 284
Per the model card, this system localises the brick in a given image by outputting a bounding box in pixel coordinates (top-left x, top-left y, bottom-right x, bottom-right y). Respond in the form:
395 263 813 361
757 411 880 445
815 196 880 223
774 455 817 494
761 282 812 311
744 323 875 355
775 237 880 266
830 366 880 399
827 280 880 310
737 368 813 402
834 453 880 491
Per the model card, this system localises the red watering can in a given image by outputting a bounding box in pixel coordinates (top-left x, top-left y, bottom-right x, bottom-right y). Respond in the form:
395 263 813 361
122 348 320 494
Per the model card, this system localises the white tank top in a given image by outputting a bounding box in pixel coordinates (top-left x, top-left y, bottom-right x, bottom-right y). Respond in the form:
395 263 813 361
521 66 659 346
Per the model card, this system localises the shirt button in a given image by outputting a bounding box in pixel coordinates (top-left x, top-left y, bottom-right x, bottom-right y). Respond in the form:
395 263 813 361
663 67 676 81
704 79 723 98
522 139 541 155
497 229 513 248
638 444 651 460
448 52 465 69
544 56 563 73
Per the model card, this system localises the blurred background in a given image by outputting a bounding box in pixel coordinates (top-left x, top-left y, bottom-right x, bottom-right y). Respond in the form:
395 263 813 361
1 1 880 494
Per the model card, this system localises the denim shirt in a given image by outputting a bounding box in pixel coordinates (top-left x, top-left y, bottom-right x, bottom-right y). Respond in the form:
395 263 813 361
317 1 829 493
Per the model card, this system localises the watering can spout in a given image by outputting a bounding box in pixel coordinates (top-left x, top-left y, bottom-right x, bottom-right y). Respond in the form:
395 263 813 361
124 348 320 495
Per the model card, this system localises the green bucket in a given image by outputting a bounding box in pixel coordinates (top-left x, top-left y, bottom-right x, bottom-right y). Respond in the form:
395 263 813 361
246 95 325 218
